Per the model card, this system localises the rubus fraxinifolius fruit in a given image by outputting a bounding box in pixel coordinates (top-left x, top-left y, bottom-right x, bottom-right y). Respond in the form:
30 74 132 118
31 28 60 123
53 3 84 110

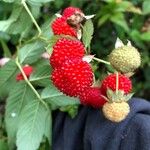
50 38 85 69
51 57 93 97
109 42 141 74
49 7 141 122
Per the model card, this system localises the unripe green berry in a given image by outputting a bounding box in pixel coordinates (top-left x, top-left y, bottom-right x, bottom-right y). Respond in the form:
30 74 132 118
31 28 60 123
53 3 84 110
109 46 141 73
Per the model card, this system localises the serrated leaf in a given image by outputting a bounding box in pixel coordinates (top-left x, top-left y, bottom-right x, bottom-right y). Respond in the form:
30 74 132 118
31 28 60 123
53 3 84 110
0 3 33 37
16 99 50 150
0 5 22 32
41 85 80 108
0 60 17 98
5 82 36 149
46 35 60 54
29 63 51 86
41 18 53 39
18 40 46 64
82 19 94 48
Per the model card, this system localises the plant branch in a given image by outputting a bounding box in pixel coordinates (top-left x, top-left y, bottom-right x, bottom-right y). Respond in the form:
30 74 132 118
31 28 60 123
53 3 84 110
21 0 42 36
93 57 110 65
15 57 48 109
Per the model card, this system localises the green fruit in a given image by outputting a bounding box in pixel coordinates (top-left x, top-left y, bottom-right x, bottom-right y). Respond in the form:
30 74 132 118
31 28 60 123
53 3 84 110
109 45 141 73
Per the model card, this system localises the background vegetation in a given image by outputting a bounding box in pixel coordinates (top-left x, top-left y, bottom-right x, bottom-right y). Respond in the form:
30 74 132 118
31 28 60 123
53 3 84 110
0 0 150 149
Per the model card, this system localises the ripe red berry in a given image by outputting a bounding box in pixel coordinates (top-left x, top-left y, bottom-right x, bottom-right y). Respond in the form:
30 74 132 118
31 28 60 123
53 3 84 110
16 65 33 81
51 69 66 92
79 87 106 108
50 38 85 68
51 17 77 37
51 58 93 97
62 6 82 18
101 73 132 95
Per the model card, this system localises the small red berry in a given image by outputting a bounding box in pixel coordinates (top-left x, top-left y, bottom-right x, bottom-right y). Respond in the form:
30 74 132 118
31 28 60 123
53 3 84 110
51 58 93 97
51 17 77 37
50 38 85 68
79 87 106 108
16 65 33 81
101 73 132 95
62 6 82 18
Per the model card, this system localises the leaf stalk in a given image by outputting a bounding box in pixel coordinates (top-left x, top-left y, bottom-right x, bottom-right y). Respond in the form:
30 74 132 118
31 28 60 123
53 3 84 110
15 57 48 109
21 0 42 36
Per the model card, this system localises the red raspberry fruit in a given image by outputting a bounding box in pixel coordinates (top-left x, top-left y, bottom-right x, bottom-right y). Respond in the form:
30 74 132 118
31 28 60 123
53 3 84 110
51 69 66 92
51 17 77 37
62 6 82 18
51 58 93 97
16 65 33 81
101 73 132 95
79 87 106 108
50 38 85 68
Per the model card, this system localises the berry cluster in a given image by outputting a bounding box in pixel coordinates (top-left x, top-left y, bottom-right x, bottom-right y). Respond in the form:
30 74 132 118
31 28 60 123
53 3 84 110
50 7 106 108
50 7 141 122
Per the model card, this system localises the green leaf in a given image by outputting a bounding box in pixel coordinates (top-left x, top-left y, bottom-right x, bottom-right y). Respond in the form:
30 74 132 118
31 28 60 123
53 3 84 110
0 4 33 37
98 14 110 26
16 99 51 150
27 0 53 6
46 35 60 54
60 105 79 118
0 60 17 98
141 32 150 41
18 40 46 64
117 1 142 14
143 0 150 14
0 140 9 150
0 39 11 57
41 18 54 39
110 13 129 31
41 85 80 108
29 62 51 86
82 19 94 48
1 0 15 3
5 82 36 149
7 7 32 36
0 5 22 32
44 110 52 145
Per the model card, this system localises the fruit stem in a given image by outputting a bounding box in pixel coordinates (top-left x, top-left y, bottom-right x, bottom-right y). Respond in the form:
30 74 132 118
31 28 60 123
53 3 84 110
21 0 42 37
93 57 110 65
116 72 119 94
15 57 49 110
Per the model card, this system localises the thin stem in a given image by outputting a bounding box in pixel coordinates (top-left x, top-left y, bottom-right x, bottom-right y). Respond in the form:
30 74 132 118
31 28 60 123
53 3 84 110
21 0 42 36
116 72 119 94
15 57 48 109
93 57 110 65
